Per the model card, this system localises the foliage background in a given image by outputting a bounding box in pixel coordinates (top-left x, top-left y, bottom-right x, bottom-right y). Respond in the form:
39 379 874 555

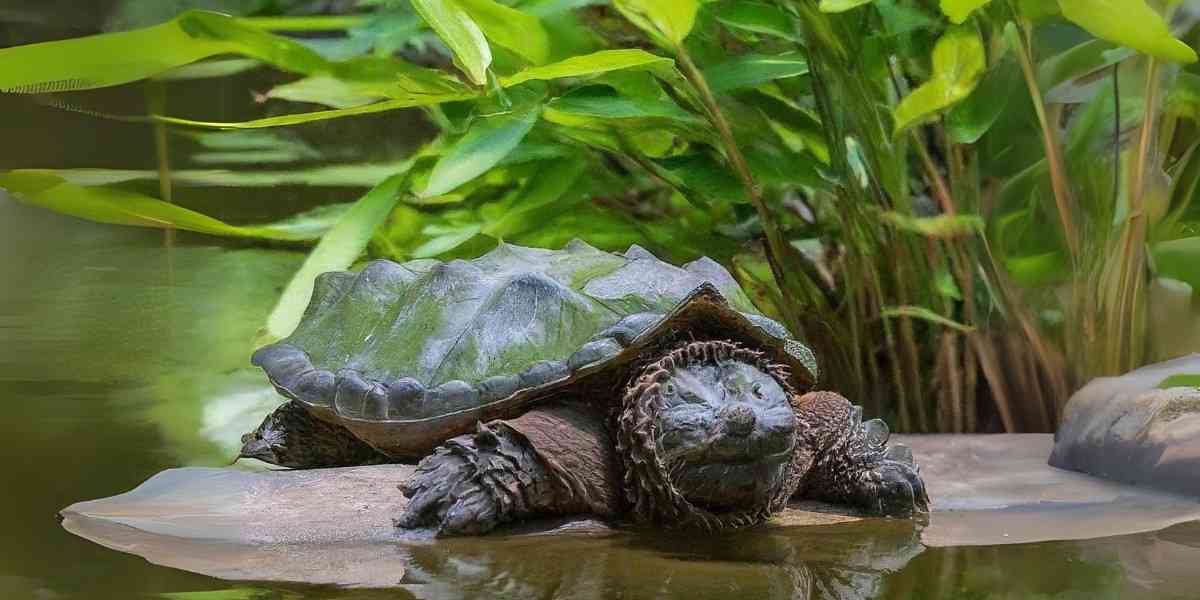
2 0 1199 433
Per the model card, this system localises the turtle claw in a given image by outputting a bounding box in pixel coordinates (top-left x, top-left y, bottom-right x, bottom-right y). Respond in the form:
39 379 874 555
397 437 503 536
885 442 914 465
396 420 556 536
861 458 929 518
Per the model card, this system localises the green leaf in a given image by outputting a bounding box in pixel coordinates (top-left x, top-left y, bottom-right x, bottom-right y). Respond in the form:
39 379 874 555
703 51 808 93
613 0 699 48
268 55 470 109
422 103 540 197
934 269 963 299
543 86 707 146
893 25 986 135
259 173 407 344
1038 39 1135 104
411 0 493 85
154 58 261 81
1058 0 1197 64
1158 374 1200 389
501 49 674 87
879 210 984 237
1168 72 1200 122
0 170 319 241
654 153 748 205
483 158 588 237
1005 251 1069 287
818 0 875 14
881 305 976 332
947 58 1020 143
41 162 407 188
1153 236 1200 291
0 10 325 93
939 0 993 24
153 96 468 129
876 0 939 37
455 0 550 65
711 1 801 42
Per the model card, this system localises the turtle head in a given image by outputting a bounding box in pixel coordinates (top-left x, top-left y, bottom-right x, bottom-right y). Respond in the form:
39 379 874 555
619 341 800 528
655 357 797 510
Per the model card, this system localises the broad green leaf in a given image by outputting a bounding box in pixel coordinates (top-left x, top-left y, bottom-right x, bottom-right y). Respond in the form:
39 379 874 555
947 58 1020 143
819 0 875 13
879 210 984 237
456 0 551 65
1153 236 1200 291
613 0 699 47
422 103 540 197
411 0 492 85
703 52 808 93
712 1 801 42
1058 0 1197 64
259 173 408 344
1158 374 1200 389
893 25 986 135
881 305 976 332
501 49 674 87
939 0 993 23
0 170 319 241
0 11 324 93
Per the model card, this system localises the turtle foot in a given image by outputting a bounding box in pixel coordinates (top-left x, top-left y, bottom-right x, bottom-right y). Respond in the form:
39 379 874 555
852 452 929 518
796 393 930 519
396 421 554 536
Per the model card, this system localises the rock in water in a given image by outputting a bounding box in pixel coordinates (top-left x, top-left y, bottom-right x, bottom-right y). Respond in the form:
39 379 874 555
1050 354 1200 498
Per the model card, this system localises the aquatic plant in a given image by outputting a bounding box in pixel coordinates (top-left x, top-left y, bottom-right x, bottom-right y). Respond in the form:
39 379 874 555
0 0 1197 432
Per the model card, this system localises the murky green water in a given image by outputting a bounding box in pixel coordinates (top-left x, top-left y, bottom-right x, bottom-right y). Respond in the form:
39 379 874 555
3 11 1200 599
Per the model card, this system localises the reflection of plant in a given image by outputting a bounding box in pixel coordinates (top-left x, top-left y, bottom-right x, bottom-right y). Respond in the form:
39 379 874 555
1 0 1197 433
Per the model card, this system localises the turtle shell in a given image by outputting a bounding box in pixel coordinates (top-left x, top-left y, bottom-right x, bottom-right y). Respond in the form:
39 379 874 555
252 240 818 459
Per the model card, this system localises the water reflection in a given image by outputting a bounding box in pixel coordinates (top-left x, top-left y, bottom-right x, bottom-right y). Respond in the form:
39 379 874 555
398 521 923 600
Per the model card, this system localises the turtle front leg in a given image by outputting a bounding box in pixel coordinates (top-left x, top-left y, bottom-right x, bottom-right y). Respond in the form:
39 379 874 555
396 404 620 536
794 391 929 518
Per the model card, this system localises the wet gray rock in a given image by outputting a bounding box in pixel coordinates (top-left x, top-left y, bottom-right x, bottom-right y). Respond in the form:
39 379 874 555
1050 354 1200 498
59 434 1200 589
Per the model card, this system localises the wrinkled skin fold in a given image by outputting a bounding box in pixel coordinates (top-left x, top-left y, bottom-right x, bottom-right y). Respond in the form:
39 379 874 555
396 341 929 536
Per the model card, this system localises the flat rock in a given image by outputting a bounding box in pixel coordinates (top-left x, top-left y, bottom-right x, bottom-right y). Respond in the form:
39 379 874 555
60 434 1200 588
1050 354 1200 497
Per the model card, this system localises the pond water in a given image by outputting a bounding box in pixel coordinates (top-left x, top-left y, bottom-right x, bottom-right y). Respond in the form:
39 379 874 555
3 13 1200 600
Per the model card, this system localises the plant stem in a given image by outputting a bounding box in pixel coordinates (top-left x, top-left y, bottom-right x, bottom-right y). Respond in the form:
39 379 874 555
675 46 804 332
1015 22 1079 259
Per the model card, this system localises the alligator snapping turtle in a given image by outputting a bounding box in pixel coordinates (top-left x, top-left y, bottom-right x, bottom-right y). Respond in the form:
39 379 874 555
242 241 928 535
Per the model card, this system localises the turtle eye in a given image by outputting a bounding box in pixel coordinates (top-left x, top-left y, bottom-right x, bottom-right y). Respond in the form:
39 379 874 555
751 382 763 398
661 382 676 397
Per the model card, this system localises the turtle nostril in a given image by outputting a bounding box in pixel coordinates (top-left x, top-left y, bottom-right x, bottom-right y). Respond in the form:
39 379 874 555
720 403 757 436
